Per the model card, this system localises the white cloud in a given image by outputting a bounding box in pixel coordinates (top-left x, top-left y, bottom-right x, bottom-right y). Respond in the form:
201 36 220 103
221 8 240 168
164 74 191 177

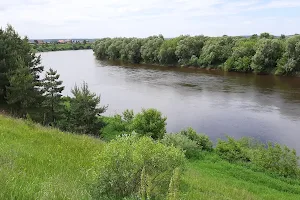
0 0 299 38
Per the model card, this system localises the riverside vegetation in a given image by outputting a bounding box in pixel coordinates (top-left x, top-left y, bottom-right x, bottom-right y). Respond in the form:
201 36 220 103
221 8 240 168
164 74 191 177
1 25 300 199
31 42 92 52
92 33 300 76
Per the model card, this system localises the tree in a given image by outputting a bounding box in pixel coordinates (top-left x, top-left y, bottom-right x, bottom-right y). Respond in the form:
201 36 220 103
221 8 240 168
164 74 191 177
175 35 205 66
6 65 38 117
42 68 64 125
224 38 257 72
199 36 236 67
251 39 284 73
158 37 184 65
58 82 107 135
0 25 44 114
276 35 300 75
140 35 164 63
260 32 273 39
132 108 167 140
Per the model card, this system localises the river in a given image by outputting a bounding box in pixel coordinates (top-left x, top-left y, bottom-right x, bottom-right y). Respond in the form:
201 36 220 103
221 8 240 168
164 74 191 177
39 50 300 151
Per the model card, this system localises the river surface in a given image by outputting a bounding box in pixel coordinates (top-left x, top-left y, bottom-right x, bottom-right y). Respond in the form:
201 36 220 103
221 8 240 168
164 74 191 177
39 50 300 151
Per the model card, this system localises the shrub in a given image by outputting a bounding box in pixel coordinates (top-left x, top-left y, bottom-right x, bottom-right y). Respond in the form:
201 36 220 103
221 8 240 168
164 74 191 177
252 142 300 177
132 108 167 140
216 136 250 162
92 135 185 199
180 127 213 151
161 133 199 158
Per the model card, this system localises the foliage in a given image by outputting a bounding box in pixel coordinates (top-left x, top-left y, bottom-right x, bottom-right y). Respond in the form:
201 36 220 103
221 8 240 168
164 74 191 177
175 35 205 66
161 133 199 158
57 82 107 135
252 143 299 177
31 43 92 52
42 68 64 125
225 38 257 72
216 136 251 162
132 108 167 139
198 36 236 67
180 127 213 151
141 35 164 63
251 39 284 73
276 35 300 75
216 136 300 177
0 25 44 118
92 135 185 199
93 34 300 75
6 66 39 117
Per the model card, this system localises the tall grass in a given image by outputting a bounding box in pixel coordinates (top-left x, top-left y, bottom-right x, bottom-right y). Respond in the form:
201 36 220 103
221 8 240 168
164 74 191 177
0 115 104 199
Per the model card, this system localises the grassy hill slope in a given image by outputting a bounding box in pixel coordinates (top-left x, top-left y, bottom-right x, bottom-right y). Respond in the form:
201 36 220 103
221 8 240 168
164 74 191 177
1 115 300 199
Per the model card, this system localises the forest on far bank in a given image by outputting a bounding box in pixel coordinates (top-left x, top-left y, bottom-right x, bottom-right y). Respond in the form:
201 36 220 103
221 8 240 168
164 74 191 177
92 33 300 76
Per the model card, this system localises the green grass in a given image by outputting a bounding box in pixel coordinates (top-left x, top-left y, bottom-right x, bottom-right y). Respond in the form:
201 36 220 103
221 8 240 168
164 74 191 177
0 115 104 199
1 115 300 199
181 154 300 200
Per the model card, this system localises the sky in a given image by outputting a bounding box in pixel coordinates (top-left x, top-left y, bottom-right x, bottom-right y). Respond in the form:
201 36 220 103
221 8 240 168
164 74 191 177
0 0 300 39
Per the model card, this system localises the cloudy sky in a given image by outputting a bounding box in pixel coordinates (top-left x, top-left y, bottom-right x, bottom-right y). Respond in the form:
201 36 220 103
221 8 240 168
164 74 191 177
0 0 299 39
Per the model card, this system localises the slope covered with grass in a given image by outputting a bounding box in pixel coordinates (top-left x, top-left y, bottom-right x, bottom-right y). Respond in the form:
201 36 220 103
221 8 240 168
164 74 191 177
0 115 104 199
1 115 300 199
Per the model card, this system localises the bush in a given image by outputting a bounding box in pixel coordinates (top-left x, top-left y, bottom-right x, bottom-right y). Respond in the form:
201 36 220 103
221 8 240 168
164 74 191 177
216 136 251 162
132 108 167 140
161 133 199 158
92 135 185 199
180 128 213 151
252 142 300 177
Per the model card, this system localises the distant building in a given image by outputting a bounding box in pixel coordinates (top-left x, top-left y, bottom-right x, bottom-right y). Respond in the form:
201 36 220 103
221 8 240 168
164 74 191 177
57 40 65 44
34 40 44 44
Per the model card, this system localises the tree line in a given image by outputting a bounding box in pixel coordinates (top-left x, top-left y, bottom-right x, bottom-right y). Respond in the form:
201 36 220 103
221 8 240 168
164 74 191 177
92 33 300 75
32 43 92 52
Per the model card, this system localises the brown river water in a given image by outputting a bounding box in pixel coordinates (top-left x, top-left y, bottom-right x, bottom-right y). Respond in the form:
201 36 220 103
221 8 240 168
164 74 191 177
40 50 300 151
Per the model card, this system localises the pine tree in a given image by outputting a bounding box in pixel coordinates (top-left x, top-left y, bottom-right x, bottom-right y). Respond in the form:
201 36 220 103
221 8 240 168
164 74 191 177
59 82 107 135
6 64 37 117
0 25 44 113
42 68 64 125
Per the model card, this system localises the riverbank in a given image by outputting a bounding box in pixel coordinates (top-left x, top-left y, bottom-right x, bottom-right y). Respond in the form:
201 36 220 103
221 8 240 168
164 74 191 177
1 115 300 199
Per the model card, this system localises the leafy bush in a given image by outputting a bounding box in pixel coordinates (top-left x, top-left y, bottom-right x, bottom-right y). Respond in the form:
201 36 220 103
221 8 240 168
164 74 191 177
252 143 299 177
161 133 199 158
132 108 167 140
216 136 251 162
180 127 213 151
216 137 300 177
92 135 185 199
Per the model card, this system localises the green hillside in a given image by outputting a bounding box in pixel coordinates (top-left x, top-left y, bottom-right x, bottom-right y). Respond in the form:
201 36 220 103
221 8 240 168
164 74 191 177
1 115 300 200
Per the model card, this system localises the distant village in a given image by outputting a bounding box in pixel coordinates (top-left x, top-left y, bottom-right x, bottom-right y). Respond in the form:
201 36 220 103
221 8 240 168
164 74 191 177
29 39 94 44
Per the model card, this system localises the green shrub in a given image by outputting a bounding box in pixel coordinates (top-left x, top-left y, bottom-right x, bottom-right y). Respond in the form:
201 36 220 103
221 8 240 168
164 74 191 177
92 135 185 199
180 127 213 151
161 133 199 158
132 108 167 140
252 142 299 177
216 136 250 162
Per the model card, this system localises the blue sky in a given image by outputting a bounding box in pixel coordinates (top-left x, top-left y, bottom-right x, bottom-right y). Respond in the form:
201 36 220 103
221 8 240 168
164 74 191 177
0 0 300 38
